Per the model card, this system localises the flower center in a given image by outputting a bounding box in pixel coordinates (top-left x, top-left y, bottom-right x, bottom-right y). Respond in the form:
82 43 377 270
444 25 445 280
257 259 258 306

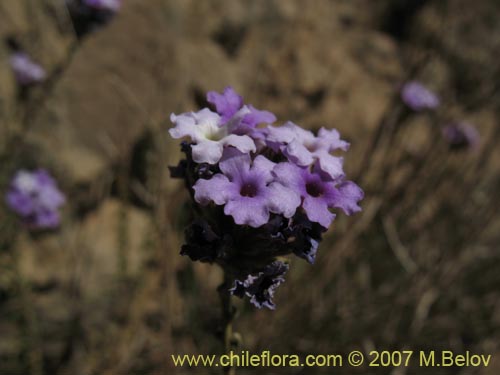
306 182 323 197
240 182 258 197
205 129 225 141
202 122 226 141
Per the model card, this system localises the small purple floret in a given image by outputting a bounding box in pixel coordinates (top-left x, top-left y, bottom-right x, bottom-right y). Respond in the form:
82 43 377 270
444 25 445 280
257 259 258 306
442 122 480 150
266 122 348 180
207 86 276 130
401 81 440 111
9 52 46 86
206 86 244 123
230 261 289 310
6 169 65 229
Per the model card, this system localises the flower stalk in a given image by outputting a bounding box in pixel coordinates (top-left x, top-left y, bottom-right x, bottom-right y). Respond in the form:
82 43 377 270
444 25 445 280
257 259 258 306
219 271 238 375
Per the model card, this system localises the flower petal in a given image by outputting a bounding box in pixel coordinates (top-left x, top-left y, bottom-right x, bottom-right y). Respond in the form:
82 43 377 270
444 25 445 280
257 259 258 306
206 86 243 122
224 196 270 227
221 134 256 154
251 155 276 183
326 181 364 215
219 148 251 183
316 153 345 180
192 108 223 126
265 182 300 218
191 140 223 164
169 109 222 144
193 174 238 205
243 105 277 127
272 162 305 193
317 128 350 151
265 122 298 144
284 140 314 166
303 195 335 228
169 113 198 139
289 123 316 144
230 261 288 310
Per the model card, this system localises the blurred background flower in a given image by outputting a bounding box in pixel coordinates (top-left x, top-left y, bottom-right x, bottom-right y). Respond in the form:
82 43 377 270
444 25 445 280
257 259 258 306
6 169 65 229
401 81 440 111
442 122 480 150
9 52 46 87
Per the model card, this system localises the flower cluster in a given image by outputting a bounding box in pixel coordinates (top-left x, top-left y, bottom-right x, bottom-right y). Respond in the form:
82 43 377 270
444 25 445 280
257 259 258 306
5 169 66 229
169 87 363 309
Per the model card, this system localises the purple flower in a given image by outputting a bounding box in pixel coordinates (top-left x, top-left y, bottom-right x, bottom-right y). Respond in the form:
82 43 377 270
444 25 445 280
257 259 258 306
83 0 121 12
193 149 300 228
169 108 256 164
207 86 276 129
273 162 363 228
6 169 65 229
9 52 46 86
266 122 349 180
169 86 365 311
230 261 289 310
442 122 480 150
401 81 440 111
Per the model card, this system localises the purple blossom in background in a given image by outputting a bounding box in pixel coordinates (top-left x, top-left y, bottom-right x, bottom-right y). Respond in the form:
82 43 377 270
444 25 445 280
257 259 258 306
83 0 121 12
230 261 289 310
169 86 363 309
442 122 480 150
9 52 46 86
6 169 65 229
401 81 440 111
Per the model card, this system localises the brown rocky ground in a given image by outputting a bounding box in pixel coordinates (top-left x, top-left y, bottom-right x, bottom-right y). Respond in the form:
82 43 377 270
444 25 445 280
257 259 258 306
0 0 499 374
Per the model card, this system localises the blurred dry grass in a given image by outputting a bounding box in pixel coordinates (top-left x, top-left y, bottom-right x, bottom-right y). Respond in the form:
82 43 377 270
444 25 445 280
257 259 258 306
0 0 499 374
